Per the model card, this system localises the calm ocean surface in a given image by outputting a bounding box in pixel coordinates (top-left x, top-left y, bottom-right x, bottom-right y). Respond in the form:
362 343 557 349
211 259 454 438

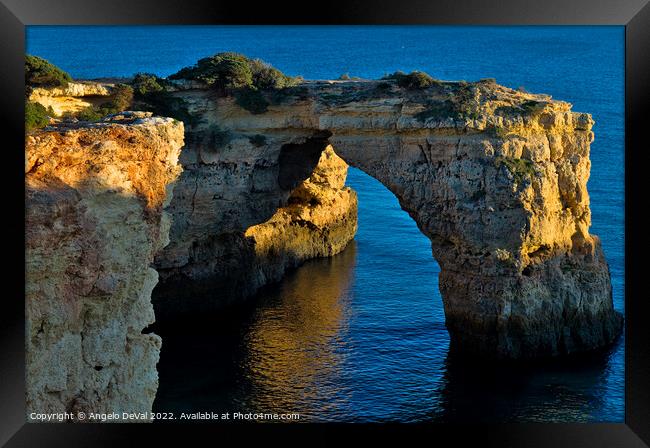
26 26 625 422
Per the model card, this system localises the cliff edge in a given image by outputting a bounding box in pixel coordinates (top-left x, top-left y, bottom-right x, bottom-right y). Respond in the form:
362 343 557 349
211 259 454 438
25 112 183 418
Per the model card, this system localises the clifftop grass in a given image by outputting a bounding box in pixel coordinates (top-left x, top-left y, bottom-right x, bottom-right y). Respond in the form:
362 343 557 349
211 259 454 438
495 156 538 184
414 83 481 122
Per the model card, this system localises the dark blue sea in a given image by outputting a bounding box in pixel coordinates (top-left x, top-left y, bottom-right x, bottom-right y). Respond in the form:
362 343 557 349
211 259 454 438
26 26 625 422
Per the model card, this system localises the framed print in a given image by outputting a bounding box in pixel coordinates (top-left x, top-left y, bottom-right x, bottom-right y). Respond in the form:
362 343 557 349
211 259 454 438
3 0 649 445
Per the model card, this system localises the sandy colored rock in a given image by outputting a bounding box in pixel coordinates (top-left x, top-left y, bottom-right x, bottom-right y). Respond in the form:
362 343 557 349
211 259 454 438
25 112 183 419
154 78 621 358
244 146 357 286
29 81 114 116
152 144 357 320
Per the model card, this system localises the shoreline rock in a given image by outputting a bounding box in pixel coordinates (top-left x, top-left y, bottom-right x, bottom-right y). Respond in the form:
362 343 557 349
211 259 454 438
25 112 183 419
152 78 622 358
27 75 623 364
28 81 114 117
152 145 358 322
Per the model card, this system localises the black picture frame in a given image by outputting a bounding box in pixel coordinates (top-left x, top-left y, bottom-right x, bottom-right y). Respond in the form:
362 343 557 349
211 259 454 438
3 0 649 445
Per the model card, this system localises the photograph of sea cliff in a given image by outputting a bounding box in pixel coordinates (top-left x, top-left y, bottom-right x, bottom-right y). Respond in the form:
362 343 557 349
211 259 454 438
25 25 624 423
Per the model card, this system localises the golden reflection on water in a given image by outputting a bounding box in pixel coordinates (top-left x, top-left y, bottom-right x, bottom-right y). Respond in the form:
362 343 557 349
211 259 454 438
238 242 357 419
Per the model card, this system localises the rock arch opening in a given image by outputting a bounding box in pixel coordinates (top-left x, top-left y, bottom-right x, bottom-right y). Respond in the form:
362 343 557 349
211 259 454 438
150 136 355 328
152 162 452 418
22 55 624 418
150 79 621 360
157 134 620 360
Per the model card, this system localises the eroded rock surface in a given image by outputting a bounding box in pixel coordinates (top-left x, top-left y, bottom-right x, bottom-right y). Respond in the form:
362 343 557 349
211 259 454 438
28 81 114 116
154 78 621 358
25 112 183 418
153 143 357 320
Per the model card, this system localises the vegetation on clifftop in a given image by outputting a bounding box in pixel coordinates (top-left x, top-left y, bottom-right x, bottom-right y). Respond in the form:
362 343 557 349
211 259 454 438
169 52 302 114
414 83 481 122
131 73 168 96
129 73 198 126
382 70 440 89
25 56 69 131
25 55 72 91
25 101 54 132
170 52 301 90
76 84 134 122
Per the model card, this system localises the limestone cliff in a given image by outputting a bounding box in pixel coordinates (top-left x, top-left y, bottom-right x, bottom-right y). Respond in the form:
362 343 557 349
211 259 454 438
152 144 357 321
153 77 622 358
27 71 622 364
25 112 183 418
28 81 114 116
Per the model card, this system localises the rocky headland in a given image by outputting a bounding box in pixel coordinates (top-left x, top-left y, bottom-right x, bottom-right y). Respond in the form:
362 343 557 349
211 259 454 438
149 73 622 359
25 54 623 418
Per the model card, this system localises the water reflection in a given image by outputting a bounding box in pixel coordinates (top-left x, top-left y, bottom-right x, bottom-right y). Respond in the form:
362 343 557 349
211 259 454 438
153 165 623 422
153 242 357 419
237 242 357 419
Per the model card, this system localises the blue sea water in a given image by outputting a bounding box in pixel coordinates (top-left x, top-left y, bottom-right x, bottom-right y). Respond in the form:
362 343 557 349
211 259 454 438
26 26 625 422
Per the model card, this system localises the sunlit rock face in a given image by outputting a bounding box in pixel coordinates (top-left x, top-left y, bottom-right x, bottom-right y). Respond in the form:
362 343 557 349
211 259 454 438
25 112 183 418
28 81 114 116
155 78 622 358
153 143 357 322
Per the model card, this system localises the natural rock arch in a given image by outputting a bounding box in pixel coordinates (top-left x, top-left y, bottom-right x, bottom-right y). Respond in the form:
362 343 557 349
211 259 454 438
153 78 622 359
24 77 626 419
329 137 617 359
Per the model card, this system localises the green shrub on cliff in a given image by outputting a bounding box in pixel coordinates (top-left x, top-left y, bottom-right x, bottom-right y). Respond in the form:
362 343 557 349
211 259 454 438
234 88 270 114
170 52 253 90
25 101 53 131
168 52 301 114
382 70 439 89
129 74 198 126
411 81 481 124
451 82 480 120
414 83 481 122
141 94 197 125
76 106 104 122
249 58 301 90
25 55 72 90
102 84 134 112
74 84 134 122
170 52 300 92
338 73 362 81
131 73 167 96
